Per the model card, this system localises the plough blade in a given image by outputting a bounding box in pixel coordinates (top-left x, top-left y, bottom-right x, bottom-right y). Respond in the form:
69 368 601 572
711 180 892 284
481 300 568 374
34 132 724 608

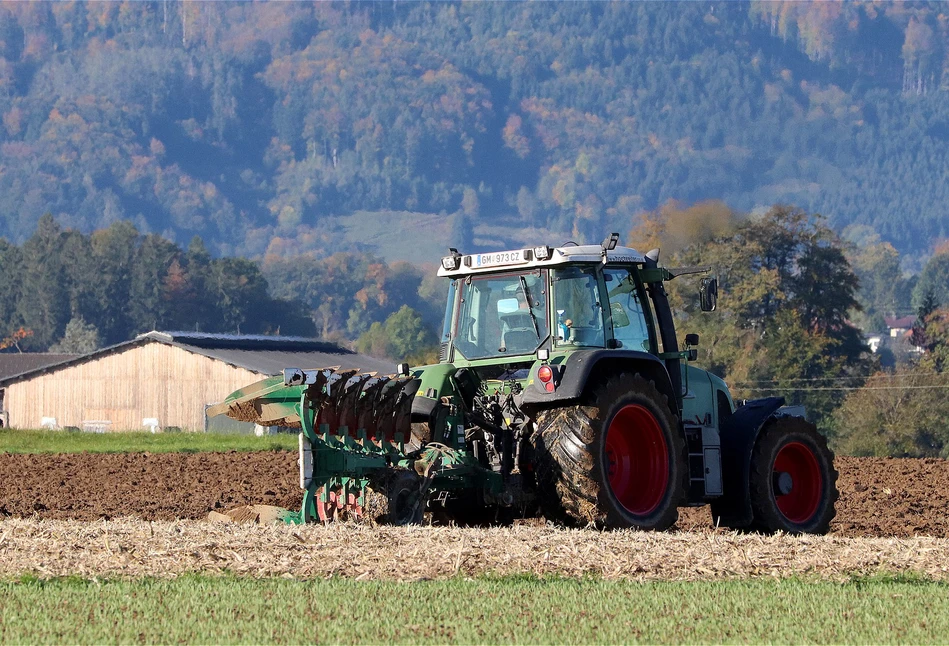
211 365 425 524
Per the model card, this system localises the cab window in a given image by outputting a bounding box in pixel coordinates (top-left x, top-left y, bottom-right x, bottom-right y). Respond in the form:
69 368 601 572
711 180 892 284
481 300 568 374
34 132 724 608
453 271 548 359
604 267 652 352
552 266 605 348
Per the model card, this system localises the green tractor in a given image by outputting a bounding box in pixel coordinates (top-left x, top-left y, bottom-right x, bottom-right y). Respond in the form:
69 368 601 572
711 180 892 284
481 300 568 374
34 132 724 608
212 234 838 533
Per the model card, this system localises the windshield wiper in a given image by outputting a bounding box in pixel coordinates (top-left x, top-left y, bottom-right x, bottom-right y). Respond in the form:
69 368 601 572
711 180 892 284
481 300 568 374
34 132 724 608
519 275 541 340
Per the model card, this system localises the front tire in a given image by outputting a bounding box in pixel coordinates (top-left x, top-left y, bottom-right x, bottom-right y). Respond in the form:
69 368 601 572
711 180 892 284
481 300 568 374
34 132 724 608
748 417 838 534
531 373 687 529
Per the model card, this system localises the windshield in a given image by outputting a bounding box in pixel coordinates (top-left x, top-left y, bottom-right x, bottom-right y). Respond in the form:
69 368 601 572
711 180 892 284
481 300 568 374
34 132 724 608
452 270 549 360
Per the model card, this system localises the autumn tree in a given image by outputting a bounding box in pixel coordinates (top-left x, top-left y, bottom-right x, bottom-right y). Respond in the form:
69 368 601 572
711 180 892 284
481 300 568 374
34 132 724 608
834 369 949 458
646 203 870 428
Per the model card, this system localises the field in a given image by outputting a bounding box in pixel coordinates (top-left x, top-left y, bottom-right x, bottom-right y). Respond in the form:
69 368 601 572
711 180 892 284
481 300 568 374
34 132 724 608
2 575 947 644
336 209 564 264
0 428 298 454
2 448 947 537
3 433 949 642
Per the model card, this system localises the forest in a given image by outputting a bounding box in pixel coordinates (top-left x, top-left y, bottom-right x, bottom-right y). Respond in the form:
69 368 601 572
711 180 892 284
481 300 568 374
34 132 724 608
0 2 946 262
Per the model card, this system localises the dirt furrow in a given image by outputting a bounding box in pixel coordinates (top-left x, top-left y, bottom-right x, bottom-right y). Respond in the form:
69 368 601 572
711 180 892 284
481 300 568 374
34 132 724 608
1 452 947 538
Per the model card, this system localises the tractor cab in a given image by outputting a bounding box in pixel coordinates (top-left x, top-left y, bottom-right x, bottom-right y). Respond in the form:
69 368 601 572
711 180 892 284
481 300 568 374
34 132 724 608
438 243 661 361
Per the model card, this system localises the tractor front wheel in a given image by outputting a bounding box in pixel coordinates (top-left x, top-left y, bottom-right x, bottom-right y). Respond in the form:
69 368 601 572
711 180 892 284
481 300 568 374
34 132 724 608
531 373 687 530
748 417 838 534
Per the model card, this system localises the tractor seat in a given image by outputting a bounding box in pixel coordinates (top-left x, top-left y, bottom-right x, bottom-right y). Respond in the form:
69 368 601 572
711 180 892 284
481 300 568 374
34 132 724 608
502 329 538 354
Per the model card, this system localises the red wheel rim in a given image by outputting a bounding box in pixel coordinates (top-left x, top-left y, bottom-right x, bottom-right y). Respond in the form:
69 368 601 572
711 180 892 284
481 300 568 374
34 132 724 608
346 491 363 520
604 404 669 516
773 442 822 524
316 488 339 522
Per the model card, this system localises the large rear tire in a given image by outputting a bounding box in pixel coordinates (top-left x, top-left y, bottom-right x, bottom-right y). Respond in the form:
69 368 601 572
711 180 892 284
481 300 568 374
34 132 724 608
748 417 838 534
530 373 687 529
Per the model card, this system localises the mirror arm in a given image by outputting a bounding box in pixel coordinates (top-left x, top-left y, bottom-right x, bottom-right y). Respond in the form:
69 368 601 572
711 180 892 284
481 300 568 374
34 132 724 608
667 266 711 279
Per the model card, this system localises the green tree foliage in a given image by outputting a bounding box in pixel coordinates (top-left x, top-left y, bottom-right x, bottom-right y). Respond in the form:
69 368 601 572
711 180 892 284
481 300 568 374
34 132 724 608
836 286 949 456
355 305 438 364
634 203 871 427
0 218 315 350
843 225 913 331
16 214 70 350
49 317 100 354
834 369 949 458
262 253 442 342
912 249 949 310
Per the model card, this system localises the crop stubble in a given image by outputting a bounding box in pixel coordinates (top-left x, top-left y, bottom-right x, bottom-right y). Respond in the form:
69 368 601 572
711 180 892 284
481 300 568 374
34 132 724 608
1 518 948 581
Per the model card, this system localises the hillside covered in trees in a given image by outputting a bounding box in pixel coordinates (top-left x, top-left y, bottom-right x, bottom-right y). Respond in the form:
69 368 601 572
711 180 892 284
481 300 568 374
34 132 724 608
0 2 947 262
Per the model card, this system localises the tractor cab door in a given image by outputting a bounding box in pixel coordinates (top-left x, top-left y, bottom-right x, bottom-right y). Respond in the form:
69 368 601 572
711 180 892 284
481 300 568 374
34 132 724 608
602 266 657 353
551 266 606 348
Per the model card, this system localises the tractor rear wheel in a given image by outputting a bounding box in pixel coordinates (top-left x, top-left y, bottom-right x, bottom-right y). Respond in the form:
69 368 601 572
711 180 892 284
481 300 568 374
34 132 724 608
748 417 838 534
530 373 687 530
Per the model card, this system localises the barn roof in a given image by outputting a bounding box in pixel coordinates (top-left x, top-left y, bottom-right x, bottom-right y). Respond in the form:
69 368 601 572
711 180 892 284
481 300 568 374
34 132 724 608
0 353 79 382
0 331 396 386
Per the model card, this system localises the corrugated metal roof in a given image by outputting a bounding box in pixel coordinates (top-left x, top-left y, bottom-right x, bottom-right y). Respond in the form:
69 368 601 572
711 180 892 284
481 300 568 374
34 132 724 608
175 347 395 376
0 353 78 381
0 331 398 386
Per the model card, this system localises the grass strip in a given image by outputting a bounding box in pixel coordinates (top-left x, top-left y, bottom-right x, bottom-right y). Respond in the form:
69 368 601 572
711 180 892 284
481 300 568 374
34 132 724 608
0 574 947 644
0 428 297 454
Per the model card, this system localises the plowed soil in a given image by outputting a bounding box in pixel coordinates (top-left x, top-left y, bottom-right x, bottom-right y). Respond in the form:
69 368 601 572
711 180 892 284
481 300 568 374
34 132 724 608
0 451 300 522
0 452 947 537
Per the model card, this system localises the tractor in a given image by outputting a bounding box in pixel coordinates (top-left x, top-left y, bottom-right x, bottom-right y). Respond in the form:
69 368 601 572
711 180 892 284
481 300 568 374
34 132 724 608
211 234 838 533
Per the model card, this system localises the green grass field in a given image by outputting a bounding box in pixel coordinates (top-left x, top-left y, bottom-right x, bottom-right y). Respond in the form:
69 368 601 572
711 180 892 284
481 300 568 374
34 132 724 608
1 575 946 644
0 428 298 454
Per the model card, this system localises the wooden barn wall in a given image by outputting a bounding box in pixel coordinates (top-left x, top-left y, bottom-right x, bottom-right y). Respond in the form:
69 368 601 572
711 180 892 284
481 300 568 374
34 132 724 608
4 343 262 431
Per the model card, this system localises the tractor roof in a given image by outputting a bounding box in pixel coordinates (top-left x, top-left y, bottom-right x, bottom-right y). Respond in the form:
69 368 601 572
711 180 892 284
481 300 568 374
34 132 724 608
437 244 645 277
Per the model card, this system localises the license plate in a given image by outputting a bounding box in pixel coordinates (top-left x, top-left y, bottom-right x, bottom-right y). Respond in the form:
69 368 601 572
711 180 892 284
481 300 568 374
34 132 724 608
474 250 527 268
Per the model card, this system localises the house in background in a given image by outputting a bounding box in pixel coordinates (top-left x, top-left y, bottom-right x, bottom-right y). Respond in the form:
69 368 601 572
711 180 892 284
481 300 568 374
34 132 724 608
0 331 394 433
884 315 917 339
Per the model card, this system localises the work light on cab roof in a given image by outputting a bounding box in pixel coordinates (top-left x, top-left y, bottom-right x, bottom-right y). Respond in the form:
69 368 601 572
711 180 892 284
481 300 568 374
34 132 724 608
213 232 839 534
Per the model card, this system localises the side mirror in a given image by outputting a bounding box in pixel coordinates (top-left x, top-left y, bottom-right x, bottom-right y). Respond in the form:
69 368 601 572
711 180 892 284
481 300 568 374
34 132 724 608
684 333 699 361
700 277 718 312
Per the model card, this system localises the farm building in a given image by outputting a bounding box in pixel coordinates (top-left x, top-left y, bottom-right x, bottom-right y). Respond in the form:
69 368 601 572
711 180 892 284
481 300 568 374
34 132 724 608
0 331 394 432
0 352 78 427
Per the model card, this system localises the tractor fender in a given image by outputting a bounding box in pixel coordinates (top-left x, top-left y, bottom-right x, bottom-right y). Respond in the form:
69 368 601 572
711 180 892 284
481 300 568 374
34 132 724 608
411 395 438 421
520 349 678 415
710 396 786 527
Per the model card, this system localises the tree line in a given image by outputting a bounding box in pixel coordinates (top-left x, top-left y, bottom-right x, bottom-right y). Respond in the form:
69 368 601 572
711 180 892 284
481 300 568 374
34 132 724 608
0 214 442 361
0 214 316 352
